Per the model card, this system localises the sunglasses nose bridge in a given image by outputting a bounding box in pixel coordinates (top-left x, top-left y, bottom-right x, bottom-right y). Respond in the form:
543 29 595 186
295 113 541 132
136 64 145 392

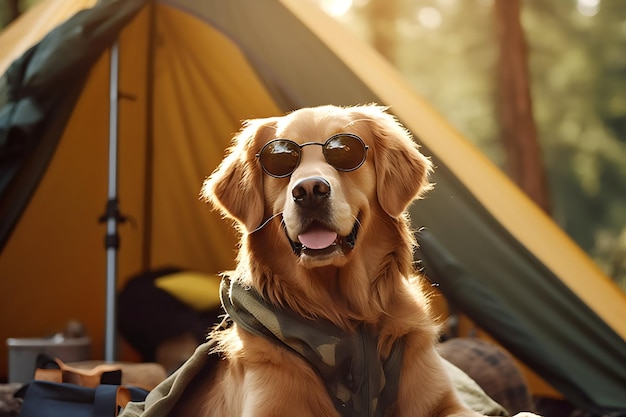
293 143 331 176
298 142 324 158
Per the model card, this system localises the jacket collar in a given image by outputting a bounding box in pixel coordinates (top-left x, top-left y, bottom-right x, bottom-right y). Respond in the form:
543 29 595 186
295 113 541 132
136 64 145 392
220 275 405 417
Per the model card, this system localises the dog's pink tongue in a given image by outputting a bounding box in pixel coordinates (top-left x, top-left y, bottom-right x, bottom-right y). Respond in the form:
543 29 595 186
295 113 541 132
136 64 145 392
298 227 338 250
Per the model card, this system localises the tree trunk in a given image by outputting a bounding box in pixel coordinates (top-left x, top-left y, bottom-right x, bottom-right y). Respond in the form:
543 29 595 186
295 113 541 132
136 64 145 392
494 0 551 213
4 0 20 26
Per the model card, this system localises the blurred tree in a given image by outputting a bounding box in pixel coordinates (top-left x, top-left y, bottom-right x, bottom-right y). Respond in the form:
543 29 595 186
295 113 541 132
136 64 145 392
523 0 626 289
0 0 20 27
494 0 550 213
318 0 626 290
0 0 42 29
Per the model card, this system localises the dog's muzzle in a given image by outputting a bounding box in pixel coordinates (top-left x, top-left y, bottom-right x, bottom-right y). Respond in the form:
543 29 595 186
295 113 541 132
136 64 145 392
284 176 360 257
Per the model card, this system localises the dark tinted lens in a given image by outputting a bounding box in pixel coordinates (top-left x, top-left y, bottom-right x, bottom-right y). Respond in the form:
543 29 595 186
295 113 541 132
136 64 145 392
324 134 367 171
260 140 300 177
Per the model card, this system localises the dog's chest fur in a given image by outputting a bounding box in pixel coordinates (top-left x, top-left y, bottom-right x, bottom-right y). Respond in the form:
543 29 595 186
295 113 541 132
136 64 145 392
220 276 405 417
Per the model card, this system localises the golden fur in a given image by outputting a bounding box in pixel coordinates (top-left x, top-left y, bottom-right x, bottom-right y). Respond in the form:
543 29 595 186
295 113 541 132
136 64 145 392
182 105 488 417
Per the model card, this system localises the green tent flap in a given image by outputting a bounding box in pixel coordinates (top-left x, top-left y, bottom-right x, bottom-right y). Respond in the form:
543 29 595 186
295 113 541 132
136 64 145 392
417 230 626 414
0 0 146 251
0 0 624 414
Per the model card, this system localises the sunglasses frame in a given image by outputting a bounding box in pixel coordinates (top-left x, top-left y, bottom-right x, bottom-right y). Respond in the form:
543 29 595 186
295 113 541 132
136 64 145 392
256 133 369 178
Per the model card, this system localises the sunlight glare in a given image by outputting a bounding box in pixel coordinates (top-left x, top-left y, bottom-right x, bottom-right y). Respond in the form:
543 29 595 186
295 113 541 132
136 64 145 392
577 0 600 17
319 0 353 18
416 7 442 29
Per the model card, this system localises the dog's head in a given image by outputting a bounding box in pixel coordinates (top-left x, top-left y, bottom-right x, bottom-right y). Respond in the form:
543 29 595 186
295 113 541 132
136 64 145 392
203 105 432 316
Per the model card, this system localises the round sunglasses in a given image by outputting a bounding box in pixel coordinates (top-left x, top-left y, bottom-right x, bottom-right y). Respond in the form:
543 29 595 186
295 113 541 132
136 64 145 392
256 133 369 178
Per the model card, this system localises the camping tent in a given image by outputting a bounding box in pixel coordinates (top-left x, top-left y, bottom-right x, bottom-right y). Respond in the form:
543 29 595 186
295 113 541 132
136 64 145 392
0 0 624 414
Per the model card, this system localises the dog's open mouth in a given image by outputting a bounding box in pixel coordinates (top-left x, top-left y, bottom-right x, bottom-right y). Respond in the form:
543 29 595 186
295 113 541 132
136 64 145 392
286 220 360 257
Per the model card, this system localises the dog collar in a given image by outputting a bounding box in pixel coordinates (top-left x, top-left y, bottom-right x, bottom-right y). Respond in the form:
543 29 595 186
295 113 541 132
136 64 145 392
220 275 405 417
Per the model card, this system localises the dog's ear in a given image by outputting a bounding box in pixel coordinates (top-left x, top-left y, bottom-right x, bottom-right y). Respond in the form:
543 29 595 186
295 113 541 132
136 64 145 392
202 118 277 233
359 106 433 217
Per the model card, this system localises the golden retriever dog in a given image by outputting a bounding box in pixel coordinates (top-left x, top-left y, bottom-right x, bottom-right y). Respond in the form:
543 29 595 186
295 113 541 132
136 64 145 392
184 104 508 417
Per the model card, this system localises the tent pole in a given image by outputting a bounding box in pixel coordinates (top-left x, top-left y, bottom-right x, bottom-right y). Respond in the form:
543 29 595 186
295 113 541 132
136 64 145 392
104 41 121 362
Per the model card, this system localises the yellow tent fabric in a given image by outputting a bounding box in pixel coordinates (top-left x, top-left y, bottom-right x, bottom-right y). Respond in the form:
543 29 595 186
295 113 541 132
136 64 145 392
0 1 279 375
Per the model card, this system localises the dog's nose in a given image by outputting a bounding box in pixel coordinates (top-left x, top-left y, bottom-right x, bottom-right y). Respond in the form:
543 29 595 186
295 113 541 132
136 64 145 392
292 177 331 206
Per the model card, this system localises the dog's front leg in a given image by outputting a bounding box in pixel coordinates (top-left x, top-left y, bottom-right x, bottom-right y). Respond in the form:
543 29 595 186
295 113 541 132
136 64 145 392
238 362 339 417
395 339 482 417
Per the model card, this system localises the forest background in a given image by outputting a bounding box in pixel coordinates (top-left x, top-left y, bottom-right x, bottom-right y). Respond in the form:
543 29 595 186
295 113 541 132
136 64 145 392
1 0 625 292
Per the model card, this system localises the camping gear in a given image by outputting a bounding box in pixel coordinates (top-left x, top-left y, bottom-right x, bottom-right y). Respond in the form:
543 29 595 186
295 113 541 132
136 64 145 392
438 337 535 415
7 335 90 384
0 0 624 415
17 382 140 417
14 353 150 417
117 268 223 368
